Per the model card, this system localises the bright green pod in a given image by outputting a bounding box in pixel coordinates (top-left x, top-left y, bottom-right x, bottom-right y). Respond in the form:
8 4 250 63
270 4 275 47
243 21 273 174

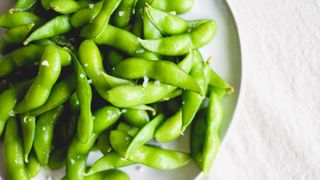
116 122 139 136
0 44 70 78
151 0 194 14
27 153 42 177
94 24 159 60
14 45 62 114
72 53 94 143
71 1 103 28
85 170 130 180
34 106 64 166
181 51 206 132
15 0 37 11
24 15 72 45
78 40 132 99
50 0 80 14
0 80 31 136
110 130 191 170
2 23 34 44
81 0 122 38
205 65 234 94
125 114 164 157
4 118 30 180
112 0 137 28
0 11 41 28
190 109 207 169
155 109 182 142
104 52 194 107
30 75 76 116
143 7 162 39
86 152 133 175
21 115 36 163
113 58 202 93
202 92 223 175
97 131 112 155
139 21 217 56
67 106 121 180
122 109 150 127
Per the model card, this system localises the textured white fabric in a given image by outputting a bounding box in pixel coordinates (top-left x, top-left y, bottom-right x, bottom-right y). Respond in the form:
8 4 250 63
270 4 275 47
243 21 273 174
207 1 320 180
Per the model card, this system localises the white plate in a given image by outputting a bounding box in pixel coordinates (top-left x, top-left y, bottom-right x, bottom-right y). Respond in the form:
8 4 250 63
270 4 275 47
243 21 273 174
0 0 242 179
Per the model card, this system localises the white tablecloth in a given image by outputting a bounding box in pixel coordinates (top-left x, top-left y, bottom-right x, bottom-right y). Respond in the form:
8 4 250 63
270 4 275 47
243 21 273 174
209 1 320 179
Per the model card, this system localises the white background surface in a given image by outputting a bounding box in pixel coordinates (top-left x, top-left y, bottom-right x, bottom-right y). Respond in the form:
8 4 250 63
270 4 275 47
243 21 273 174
209 0 320 180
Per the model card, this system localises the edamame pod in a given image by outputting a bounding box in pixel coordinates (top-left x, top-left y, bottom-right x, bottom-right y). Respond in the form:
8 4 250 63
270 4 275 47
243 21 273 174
151 0 194 14
14 45 62 114
70 1 104 28
122 109 150 127
155 109 182 142
139 21 217 56
4 118 30 180
30 75 76 116
110 130 191 170
81 0 122 38
112 0 137 28
27 153 42 177
21 115 36 162
34 106 64 166
0 80 31 136
14 0 37 11
125 114 164 157
24 15 72 45
2 23 34 44
87 154 133 176
73 53 94 143
0 11 41 28
50 0 80 14
113 58 202 93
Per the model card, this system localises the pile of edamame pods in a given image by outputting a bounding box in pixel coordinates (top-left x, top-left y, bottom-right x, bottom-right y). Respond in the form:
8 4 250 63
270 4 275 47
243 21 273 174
0 0 234 179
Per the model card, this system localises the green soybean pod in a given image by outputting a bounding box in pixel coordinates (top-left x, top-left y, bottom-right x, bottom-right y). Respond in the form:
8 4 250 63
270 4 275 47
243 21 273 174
0 80 31 136
94 24 159 60
14 0 37 11
116 122 139 136
34 106 64 166
205 65 234 94
27 153 42 177
86 152 134 175
97 131 112 155
30 75 76 116
139 21 217 56
143 7 162 40
2 23 35 44
21 115 36 162
110 130 191 170
152 0 194 14
0 11 41 28
70 1 104 28
181 51 206 132
113 58 202 93
122 109 150 127
4 118 30 180
24 15 72 45
202 91 223 175
14 45 62 114
72 53 94 143
155 109 182 142
80 0 122 38
85 170 130 180
125 114 165 157
50 0 80 14
190 109 207 169
112 0 137 28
